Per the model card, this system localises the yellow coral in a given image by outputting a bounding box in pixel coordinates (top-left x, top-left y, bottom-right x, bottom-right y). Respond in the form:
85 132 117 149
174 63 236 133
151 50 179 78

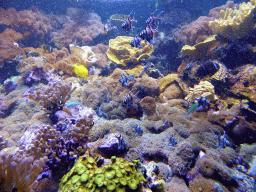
107 36 154 66
209 0 256 39
59 155 146 192
181 35 217 59
158 73 179 92
185 80 218 102
124 65 144 77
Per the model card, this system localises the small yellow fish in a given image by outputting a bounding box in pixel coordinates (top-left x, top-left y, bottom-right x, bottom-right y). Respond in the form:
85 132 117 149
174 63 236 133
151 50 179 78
74 64 88 79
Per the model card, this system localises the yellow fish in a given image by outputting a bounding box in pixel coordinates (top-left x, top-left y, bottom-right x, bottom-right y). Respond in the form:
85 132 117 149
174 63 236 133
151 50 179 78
74 64 88 79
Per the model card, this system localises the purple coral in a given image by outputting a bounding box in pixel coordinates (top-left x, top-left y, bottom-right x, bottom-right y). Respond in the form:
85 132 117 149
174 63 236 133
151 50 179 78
25 67 47 86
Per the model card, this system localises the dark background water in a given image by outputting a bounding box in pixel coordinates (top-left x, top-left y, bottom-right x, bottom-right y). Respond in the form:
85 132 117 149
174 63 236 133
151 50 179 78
1 0 245 22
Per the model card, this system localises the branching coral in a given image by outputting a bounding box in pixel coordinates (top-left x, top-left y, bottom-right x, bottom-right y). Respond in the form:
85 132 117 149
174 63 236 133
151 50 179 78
208 1 238 19
209 0 256 39
18 121 91 190
28 76 76 117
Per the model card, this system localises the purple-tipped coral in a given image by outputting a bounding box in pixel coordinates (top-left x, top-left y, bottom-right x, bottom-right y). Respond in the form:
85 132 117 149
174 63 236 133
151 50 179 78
19 124 89 190
25 67 47 86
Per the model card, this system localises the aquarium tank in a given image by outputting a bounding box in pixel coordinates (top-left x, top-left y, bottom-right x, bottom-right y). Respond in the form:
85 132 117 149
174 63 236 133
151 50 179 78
0 0 256 191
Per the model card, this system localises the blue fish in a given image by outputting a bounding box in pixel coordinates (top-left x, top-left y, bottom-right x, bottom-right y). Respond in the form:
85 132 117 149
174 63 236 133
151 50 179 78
65 101 81 108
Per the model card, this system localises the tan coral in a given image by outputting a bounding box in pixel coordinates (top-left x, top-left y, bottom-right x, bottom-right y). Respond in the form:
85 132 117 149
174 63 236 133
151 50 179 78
181 35 218 60
185 80 218 102
107 36 153 66
229 64 256 102
91 44 110 68
0 147 47 192
69 44 97 67
209 0 256 39
208 62 229 82
0 29 25 67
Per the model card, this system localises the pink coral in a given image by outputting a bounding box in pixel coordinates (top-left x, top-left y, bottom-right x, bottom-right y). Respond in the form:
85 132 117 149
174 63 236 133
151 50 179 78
208 1 238 18
0 8 52 40
51 8 104 48
91 43 110 68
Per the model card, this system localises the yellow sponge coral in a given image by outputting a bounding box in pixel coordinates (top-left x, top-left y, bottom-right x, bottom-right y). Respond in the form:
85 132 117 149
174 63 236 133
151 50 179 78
181 35 217 59
209 0 256 39
107 36 154 66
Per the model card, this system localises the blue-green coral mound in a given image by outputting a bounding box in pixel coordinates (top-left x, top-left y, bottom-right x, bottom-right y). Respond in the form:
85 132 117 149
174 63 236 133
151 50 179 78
59 155 147 192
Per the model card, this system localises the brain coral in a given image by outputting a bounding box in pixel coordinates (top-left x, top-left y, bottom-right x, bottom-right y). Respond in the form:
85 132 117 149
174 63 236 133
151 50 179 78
59 155 146 192
107 36 153 66
209 0 256 39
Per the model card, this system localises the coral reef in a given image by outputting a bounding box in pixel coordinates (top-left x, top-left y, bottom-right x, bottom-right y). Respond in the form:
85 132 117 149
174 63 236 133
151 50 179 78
229 64 256 102
0 147 47 192
70 44 97 67
173 16 214 45
91 43 110 68
139 96 157 117
181 35 218 60
209 0 256 39
1 1 256 192
50 8 104 48
0 8 53 41
28 77 75 114
208 1 238 19
184 80 218 102
107 36 154 66
189 175 229 192
0 28 25 67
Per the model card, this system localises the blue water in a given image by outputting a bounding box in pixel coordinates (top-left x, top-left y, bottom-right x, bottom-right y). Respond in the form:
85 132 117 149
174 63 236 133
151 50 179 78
1 0 243 19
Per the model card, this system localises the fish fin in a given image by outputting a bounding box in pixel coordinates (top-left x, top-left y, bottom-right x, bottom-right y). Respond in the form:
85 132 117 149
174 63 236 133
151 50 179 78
149 39 155 44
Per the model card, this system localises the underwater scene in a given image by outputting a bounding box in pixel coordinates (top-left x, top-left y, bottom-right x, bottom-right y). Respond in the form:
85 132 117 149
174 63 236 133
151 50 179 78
0 0 256 191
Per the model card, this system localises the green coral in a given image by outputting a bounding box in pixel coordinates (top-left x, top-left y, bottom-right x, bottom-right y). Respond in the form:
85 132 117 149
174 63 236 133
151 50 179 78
59 156 147 192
